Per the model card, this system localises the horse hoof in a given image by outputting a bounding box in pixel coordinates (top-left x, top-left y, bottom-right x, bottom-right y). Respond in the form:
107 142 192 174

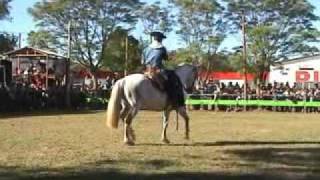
129 129 136 141
131 134 136 141
124 141 135 146
162 139 170 144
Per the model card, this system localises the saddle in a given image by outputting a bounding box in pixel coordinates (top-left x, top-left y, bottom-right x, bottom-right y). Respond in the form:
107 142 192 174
147 70 185 108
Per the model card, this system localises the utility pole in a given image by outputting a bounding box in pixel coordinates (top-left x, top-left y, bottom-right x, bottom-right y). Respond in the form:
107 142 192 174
241 10 248 111
124 35 128 76
65 21 71 108
18 33 22 48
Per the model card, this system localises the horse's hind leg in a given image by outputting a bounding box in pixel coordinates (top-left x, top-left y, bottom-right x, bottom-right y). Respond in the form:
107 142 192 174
161 109 171 144
129 126 136 141
123 106 139 145
120 104 129 123
178 106 190 140
120 102 136 142
123 120 133 146
121 106 133 145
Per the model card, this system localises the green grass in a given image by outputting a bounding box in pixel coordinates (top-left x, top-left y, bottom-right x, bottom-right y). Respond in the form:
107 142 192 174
0 111 320 179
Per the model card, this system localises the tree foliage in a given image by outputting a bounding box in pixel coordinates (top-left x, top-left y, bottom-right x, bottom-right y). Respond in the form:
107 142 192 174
169 0 226 71
0 33 17 54
27 30 58 51
138 1 173 34
0 0 11 21
29 0 143 73
224 0 320 83
103 28 142 73
27 0 320 82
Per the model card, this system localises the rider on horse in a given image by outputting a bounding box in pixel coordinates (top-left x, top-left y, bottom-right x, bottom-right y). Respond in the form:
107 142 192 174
142 31 185 108
142 31 168 87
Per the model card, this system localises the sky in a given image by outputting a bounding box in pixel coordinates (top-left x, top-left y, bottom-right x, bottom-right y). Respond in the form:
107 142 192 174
1 0 320 51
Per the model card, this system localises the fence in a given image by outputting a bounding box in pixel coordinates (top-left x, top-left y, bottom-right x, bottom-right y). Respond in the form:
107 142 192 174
87 93 320 112
186 99 320 107
185 94 320 112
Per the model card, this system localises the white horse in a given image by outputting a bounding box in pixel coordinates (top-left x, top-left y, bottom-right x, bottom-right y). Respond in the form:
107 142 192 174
106 64 198 145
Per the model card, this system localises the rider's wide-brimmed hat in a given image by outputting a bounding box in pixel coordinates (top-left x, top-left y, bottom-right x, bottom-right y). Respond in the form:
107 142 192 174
150 31 166 39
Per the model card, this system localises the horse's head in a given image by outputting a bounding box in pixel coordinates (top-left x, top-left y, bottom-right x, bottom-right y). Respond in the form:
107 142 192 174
175 64 198 94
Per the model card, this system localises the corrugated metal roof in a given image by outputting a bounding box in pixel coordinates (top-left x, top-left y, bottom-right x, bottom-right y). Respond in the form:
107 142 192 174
274 54 320 66
4 46 66 59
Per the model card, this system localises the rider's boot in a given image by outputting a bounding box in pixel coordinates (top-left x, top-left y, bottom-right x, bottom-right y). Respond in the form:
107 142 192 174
144 67 165 91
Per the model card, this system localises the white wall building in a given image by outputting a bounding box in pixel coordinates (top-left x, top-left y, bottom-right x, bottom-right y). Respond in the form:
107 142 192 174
269 55 320 87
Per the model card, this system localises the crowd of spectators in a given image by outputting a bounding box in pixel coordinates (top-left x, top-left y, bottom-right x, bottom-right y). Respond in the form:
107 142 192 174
0 82 107 113
3 71 320 113
195 79 320 100
191 79 320 112
1 84 72 113
0 71 122 113
14 60 59 91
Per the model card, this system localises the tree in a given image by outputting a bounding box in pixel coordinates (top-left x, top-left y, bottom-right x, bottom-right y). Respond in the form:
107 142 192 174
210 51 239 72
138 1 173 34
0 33 17 54
27 30 58 50
103 27 142 73
170 0 226 72
138 1 174 69
29 0 143 88
0 0 11 21
171 48 237 73
225 0 320 84
0 1 14 55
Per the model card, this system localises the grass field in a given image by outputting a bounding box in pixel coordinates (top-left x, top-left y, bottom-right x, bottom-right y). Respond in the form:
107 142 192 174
1 111 320 180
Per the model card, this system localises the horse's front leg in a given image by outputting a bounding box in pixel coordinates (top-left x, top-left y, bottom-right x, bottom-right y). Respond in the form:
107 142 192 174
161 109 171 144
178 106 190 140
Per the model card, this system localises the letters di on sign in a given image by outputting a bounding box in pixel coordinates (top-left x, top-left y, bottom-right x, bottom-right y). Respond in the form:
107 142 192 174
296 71 319 82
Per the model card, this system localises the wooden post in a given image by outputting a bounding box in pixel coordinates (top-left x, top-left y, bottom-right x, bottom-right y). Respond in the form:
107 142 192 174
200 104 204 110
215 103 219 112
18 33 22 48
241 10 248 111
65 21 72 107
208 96 213 111
124 36 128 76
1 66 6 87
18 56 20 76
46 55 49 89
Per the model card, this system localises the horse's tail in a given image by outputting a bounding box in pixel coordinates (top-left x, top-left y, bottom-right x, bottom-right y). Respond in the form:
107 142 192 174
106 80 123 129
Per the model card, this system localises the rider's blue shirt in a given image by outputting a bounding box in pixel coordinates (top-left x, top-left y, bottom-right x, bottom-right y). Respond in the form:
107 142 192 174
142 43 168 68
